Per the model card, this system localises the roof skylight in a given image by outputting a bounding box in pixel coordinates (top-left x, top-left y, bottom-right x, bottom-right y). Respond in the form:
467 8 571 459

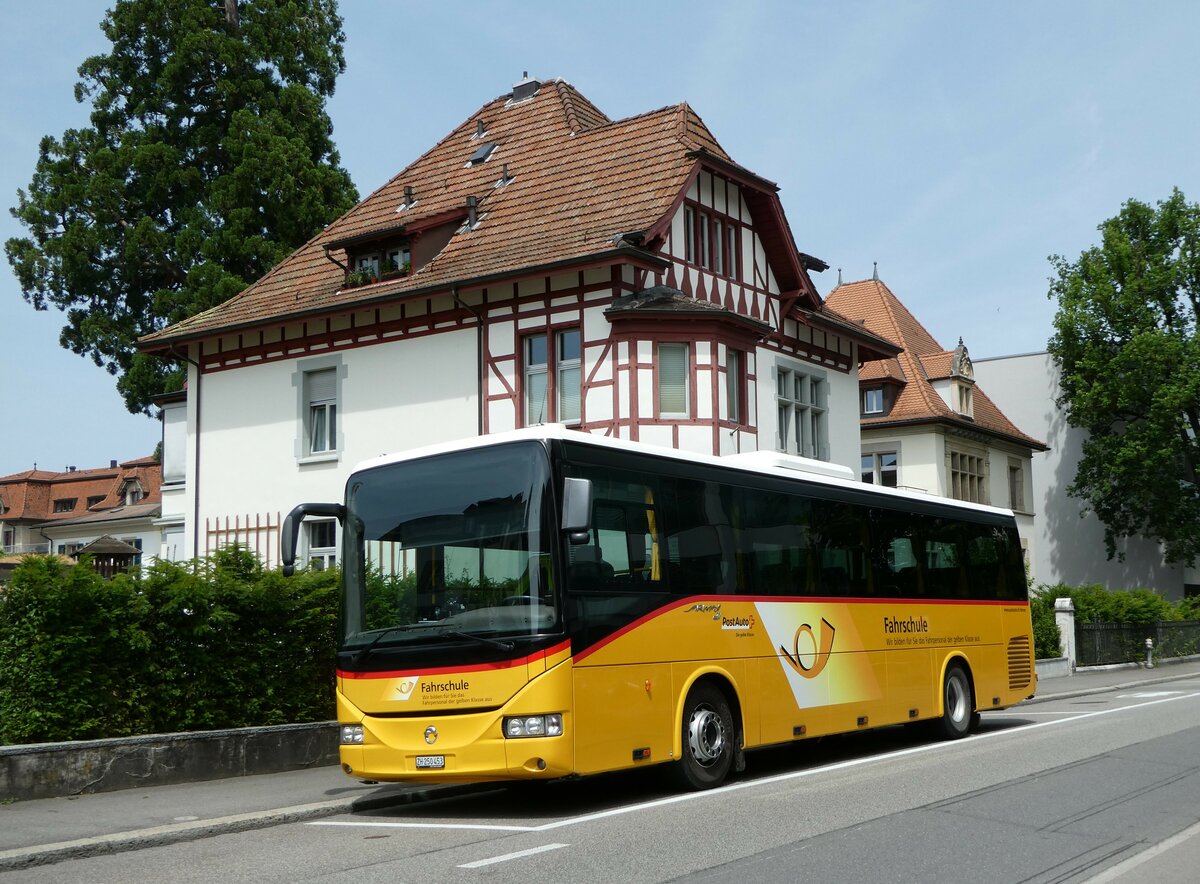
467 142 496 166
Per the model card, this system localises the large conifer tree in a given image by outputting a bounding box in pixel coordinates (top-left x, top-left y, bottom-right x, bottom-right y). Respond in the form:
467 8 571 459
6 0 359 412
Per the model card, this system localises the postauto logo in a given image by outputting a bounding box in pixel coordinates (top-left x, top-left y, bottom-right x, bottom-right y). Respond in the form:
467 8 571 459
780 618 835 679
395 676 419 701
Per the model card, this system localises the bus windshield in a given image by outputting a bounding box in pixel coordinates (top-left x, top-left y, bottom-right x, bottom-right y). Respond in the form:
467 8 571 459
341 442 556 650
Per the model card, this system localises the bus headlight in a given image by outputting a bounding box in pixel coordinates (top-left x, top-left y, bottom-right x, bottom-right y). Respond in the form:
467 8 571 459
340 725 365 744
503 714 563 738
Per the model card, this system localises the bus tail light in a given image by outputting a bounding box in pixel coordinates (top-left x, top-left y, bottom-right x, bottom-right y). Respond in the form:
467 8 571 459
504 714 563 738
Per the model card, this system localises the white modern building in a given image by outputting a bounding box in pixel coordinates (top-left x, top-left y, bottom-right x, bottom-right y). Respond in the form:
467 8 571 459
975 351 1200 599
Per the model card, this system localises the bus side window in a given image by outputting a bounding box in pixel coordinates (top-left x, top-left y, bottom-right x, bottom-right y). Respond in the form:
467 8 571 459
815 502 872 597
923 517 965 599
871 507 919 599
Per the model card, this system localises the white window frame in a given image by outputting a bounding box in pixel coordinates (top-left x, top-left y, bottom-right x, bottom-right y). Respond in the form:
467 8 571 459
523 328 581 426
294 356 345 464
657 342 690 418
949 445 988 504
863 387 884 415
306 519 338 571
776 361 829 460
1008 458 1026 512
861 451 899 487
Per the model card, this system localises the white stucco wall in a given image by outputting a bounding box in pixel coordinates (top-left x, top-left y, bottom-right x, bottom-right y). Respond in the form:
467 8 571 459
975 351 1190 597
185 330 478 560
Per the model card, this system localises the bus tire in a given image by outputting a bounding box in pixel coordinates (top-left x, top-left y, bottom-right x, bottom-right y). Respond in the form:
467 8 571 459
938 663 975 740
675 682 735 790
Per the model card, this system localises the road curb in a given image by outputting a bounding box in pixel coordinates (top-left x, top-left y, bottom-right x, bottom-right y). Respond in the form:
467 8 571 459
1022 667 1200 705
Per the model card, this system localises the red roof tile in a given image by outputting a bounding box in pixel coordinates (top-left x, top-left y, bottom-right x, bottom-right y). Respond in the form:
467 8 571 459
142 80 743 348
0 458 162 523
824 278 1046 450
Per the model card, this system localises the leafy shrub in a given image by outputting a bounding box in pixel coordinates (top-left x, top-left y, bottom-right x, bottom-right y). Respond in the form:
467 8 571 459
1037 583 1175 625
0 549 339 744
1029 591 1062 660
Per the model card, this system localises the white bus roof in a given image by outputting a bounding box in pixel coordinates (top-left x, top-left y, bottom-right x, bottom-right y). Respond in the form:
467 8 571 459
352 425 1015 520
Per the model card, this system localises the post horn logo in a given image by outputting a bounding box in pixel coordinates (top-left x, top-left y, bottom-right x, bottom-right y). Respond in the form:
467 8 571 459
781 618 836 679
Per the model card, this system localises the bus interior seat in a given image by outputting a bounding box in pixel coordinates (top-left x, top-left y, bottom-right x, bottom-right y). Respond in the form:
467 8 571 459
567 545 614 590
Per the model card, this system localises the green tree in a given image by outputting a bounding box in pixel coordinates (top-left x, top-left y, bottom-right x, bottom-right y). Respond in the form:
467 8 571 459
1048 189 1200 565
6 0 358 413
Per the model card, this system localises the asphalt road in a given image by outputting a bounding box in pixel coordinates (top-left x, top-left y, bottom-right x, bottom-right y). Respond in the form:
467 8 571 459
8 677 1200 883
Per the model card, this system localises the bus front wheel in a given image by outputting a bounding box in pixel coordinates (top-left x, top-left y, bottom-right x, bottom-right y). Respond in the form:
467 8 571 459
938 664 976 739
675 682 735 790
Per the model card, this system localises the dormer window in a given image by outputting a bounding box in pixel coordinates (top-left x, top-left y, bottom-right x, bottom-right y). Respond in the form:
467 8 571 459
121 480 144 505
950 339 975 419
53 498 77 513
385 244 412 278
955 382 974 418
863 387 885 415
344 240 413 288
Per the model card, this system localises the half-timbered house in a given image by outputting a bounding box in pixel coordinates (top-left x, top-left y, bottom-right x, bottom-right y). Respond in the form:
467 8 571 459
140 75 899 566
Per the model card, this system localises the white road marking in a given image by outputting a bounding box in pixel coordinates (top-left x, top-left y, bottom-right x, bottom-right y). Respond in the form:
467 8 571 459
315 820 535 832
1116 691 1184 698
458 843 568 868
309 690 1200 835
1084 818 1200 883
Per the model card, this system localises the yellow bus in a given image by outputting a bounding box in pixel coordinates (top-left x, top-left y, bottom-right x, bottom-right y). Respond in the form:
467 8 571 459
283 426 1036 791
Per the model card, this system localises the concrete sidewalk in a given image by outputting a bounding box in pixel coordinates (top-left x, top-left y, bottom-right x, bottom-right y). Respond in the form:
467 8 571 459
4 658 1200 872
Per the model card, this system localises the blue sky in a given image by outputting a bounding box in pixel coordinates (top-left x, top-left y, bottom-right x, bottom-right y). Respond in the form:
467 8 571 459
3 1 1198 477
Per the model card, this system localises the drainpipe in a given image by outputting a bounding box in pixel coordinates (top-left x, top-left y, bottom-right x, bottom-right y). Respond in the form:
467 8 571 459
451 285 484 436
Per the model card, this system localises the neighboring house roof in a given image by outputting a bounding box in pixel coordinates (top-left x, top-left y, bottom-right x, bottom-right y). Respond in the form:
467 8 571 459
74 535 143 556
824 278 1047 450
140 77 835 351
0 458 162 525
37 502 162 531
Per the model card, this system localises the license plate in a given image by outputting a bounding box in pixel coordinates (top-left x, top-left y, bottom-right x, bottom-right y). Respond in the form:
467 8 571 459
415 755 445 770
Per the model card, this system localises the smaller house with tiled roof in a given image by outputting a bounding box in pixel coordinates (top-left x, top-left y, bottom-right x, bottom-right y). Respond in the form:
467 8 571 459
824 276 1047 565
0 457 165 574
136 74 898 567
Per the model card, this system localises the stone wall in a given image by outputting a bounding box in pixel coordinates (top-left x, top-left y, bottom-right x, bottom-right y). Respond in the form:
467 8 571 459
1 722 337 801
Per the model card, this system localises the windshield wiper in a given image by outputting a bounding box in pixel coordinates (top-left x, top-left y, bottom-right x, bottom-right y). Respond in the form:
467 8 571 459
350 626 418 665
444 630 515 652
349 625 515 664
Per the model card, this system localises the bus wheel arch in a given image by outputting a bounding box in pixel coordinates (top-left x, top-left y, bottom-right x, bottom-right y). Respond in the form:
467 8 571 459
936 656 979 739
673 674 742 790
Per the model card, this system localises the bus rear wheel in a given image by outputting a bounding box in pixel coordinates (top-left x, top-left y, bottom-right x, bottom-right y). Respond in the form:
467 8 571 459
675 682 735 790
938 663 976 739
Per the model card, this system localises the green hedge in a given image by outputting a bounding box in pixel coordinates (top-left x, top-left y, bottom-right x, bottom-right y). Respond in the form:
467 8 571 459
1030 583 1200 660
0 547 339 745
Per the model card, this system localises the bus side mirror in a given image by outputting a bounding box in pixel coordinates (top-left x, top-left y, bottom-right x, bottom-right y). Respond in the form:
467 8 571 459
561 477 593 545
281 502 346 575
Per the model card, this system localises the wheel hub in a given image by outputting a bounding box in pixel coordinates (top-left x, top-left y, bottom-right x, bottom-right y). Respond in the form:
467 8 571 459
687 705 727 766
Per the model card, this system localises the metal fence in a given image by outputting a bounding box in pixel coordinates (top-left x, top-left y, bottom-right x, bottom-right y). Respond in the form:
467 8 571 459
1076 620 1200 666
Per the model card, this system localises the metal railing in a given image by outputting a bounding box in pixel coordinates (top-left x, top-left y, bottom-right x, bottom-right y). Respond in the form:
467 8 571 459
1076 620 1200 666
0 543 52 556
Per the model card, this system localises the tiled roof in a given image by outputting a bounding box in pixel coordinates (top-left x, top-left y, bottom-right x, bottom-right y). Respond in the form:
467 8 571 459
141 79 749 348
824 278 1047 450
41 502 162 530
0 458 162 523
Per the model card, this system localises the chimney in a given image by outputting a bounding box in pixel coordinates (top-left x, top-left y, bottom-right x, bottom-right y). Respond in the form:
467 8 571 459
475 119 486 138
466 195 478 228
110 460 117 468
403 185 414 207
511 71 540 102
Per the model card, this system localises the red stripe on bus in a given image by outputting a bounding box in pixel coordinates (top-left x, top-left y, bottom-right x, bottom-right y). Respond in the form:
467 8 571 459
571 595 1028 664
338 639 572 680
